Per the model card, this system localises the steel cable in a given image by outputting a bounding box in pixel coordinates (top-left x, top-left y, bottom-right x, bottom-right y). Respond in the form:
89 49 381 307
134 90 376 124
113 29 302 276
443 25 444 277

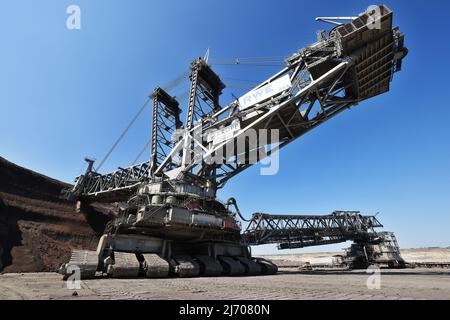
96 97 151 171
96 71 190 172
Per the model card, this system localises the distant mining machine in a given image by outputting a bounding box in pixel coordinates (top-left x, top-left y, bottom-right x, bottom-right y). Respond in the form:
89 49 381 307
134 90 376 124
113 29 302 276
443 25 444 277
60 4 407 278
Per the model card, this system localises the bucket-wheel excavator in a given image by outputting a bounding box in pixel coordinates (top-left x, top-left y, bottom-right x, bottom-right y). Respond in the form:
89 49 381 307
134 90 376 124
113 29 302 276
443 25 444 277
60 4 407 279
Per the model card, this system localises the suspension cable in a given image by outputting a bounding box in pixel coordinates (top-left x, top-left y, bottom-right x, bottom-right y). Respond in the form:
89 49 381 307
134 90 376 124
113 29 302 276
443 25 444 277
94 56 278 172
95 70 190 172
210 55 287 67
211 62 285 67
222 77 260 84
96 97 151 171
212 56 287 62
163 71 189 92
132 139 151 165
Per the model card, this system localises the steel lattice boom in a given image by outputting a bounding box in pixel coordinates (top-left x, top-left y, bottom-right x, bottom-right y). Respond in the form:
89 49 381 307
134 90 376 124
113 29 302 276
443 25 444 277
64 4 406 202
243 211 383 249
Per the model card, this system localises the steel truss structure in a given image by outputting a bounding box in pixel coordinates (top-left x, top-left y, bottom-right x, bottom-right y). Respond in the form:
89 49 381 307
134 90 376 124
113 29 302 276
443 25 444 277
64 4 406 203
150 87 182 174
185 58 225 130
243 211 383 249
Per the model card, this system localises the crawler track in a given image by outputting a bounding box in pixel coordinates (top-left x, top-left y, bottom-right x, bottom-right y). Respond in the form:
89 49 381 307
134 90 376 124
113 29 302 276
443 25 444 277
60 249 278 279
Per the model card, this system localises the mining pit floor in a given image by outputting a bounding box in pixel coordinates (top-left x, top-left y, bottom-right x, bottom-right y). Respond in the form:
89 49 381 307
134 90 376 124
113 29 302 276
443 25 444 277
1 267 450 300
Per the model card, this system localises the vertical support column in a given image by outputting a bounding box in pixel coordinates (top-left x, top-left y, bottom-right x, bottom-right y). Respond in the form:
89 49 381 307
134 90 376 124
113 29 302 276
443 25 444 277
186 66 199 131
184 58 225 130
183 58 225 182
149 87 182 175
150 92 159 172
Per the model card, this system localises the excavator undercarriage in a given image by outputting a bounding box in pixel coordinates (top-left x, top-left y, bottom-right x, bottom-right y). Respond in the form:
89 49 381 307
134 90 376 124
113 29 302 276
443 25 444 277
61 235 278 279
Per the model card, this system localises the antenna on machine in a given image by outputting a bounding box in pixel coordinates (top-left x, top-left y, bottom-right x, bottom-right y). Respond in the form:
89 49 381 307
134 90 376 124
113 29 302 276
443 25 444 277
204 47 210 64
315 16 357 25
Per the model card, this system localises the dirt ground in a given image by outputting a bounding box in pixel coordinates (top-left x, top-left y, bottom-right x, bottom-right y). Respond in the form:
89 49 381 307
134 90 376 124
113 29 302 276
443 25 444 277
1 268 450 300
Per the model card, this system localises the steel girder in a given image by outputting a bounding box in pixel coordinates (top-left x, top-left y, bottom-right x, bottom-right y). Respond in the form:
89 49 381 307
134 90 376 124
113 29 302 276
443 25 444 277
181 5 405 188
69 161 152 201
150 87 182 174
242 211 383 249
185 58 225 130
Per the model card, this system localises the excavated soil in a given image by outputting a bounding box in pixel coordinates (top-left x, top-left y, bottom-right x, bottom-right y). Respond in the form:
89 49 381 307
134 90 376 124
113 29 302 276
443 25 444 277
0 156 113 273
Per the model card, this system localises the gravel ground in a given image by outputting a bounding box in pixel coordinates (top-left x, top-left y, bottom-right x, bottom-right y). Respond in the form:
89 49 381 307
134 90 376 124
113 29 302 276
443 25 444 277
1 268 450 300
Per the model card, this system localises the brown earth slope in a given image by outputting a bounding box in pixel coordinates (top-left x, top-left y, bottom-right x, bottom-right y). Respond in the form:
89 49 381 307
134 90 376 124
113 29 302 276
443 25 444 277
0 156 112 273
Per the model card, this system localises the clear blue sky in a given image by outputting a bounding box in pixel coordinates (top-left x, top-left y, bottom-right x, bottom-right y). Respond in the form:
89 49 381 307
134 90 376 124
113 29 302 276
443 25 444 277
1 1 449 253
